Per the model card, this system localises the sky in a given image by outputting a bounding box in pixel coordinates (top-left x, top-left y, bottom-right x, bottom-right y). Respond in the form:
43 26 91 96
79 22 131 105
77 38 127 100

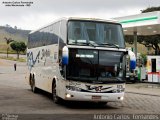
0 0 160 30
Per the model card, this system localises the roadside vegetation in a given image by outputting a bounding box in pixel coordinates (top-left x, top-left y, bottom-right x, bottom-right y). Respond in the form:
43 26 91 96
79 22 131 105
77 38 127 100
10 41 27 59
0 56 26 62
0 25 28 60
125 6 160 55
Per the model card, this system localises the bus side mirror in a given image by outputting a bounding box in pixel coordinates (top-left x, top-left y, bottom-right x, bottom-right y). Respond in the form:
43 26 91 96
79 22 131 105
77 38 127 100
124 51 128 55
62 46 69 65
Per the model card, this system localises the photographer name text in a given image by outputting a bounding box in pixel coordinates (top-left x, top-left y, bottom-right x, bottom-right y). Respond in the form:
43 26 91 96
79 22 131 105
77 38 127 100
2 1 33 7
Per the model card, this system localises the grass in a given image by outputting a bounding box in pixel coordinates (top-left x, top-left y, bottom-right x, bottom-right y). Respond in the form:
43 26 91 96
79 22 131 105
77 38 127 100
0 56 26 62
0 43 26 55
0 50 16 54
0 43 16 54
0 50 26 55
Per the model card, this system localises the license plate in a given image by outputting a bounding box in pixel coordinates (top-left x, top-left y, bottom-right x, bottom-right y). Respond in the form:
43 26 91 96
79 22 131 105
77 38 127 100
130 77 134 80
92 96 101 100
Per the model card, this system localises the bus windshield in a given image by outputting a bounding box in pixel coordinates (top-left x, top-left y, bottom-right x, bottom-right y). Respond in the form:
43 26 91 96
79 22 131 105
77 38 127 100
68 20 125 48
66 49 125 83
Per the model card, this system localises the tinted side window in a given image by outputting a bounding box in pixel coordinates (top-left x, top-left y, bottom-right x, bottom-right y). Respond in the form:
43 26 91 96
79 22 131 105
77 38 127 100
28 20 68 49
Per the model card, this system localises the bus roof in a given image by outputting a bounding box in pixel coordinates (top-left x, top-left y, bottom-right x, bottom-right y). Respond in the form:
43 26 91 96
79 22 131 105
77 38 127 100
29 17 119 34
67 17 118 23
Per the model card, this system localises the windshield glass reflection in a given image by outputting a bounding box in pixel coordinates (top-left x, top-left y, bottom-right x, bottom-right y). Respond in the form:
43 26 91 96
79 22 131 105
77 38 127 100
66 49 125 83
68 21 125 48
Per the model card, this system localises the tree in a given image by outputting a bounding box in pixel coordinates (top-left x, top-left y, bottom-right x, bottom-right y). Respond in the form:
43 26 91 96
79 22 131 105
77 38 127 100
141 6 160 54
141 6 160 13
125 6 160 55
4 37 14 58
14 26 17 30
5 24 11 28
125 35 160 55
10 41 27 59
138 35 160 55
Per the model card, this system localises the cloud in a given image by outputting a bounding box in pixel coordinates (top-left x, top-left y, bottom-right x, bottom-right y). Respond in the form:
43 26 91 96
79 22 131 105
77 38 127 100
0 0 160 30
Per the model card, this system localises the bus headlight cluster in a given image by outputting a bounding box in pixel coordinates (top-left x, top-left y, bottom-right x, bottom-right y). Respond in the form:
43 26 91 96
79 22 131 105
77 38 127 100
66 86 82 91
112 88 125 93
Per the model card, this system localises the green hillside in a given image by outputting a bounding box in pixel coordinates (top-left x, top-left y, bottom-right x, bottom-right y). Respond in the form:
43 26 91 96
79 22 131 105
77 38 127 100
0 26 30 43
0 26 30 53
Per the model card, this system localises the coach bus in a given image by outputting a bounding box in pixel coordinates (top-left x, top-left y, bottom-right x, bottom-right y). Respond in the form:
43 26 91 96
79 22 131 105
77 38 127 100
27 17 128 104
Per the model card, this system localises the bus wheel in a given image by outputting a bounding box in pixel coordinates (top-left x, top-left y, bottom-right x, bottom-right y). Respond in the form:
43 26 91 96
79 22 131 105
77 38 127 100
52 83 60 104
31 75 37 93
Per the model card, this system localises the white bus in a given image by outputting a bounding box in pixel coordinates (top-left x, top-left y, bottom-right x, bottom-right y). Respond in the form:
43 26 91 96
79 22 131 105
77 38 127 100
27 17 127 104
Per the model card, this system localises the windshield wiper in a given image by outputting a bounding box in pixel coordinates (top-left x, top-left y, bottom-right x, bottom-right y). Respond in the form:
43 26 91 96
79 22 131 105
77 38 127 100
99 43 119 49
69 40 99 47
87 41 98 47
69 42 88 46
116 77 123 81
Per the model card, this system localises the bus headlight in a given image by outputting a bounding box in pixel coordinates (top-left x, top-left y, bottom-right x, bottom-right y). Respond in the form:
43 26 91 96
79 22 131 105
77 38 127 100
118 70 123 77
118 96 124 100
120 96 124 100
66 86 82 91
66 94 71 98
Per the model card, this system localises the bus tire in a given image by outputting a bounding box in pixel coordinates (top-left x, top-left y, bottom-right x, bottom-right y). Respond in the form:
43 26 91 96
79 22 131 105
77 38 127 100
29 74 32 85
132 81 136 83
31 74 38 93
52 81 60 104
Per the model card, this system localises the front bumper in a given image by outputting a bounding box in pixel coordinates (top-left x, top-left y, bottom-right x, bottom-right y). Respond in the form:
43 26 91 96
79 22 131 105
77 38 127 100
64 90 125 102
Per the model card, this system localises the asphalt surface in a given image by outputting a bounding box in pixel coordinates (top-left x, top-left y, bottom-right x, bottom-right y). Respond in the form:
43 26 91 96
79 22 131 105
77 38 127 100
0 58 160 120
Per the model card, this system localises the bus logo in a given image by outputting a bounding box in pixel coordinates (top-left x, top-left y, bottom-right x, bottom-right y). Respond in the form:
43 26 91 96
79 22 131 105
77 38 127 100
86 85 103 92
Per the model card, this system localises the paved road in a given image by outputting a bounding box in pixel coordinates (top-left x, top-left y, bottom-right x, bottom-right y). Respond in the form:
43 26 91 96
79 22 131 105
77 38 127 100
0 59 160 120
